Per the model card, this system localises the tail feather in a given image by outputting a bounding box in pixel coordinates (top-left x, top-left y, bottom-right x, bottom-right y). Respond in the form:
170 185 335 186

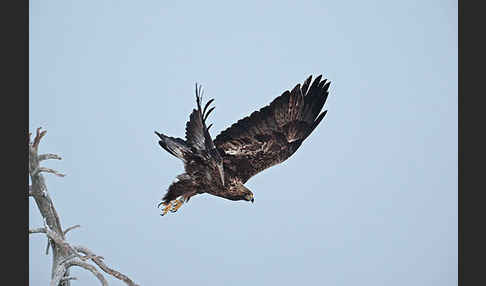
154 131 190 161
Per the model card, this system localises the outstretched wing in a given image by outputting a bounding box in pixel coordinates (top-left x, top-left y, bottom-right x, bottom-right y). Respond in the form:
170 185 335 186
184 83 225 185
213 75 330 183
185 84 221 159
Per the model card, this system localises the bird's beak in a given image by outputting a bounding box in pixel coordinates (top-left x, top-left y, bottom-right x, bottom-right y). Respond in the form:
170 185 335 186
217 165 225 186
251 198 254 203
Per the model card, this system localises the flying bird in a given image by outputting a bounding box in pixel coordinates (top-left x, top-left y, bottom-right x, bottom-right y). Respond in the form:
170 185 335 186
155 75 331 216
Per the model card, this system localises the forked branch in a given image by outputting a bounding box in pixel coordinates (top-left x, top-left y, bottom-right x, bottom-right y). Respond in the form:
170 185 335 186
29 128 139 286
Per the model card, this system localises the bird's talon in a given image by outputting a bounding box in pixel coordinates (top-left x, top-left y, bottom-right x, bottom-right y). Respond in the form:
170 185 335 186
159 199 184 215
170 199 183 213
159 202 171 216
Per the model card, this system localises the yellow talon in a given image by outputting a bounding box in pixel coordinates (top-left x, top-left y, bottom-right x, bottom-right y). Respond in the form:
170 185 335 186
171 199 183 213
160 203 171 216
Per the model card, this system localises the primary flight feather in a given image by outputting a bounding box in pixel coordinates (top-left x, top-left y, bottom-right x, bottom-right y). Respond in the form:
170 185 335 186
155 75 331 216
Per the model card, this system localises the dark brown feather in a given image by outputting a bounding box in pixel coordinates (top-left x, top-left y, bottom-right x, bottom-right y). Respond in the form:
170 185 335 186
214 75 330 183
185 84 218 153
162 174 197 203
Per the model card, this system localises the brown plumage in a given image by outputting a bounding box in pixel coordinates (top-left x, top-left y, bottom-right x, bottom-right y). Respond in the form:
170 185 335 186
155 75 330 216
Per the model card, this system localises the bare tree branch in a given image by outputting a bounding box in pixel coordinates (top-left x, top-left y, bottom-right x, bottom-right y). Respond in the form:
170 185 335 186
39 153 63 161
43 225 85 261
29 128 139 286
32 127 47 150
29 128 72 285
34 167 66 177
46 239 51 255
51 258 108 286
29 227 47 234
75 246 140 286
63 225 81 236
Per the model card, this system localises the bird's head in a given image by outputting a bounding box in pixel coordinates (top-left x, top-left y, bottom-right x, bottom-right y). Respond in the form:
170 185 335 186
232 183 254 203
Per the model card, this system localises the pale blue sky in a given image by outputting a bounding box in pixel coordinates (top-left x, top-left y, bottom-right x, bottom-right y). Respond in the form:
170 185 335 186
29 0 457 285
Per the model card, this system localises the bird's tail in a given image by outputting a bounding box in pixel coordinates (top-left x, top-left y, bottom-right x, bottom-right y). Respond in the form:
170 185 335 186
154 131 191 161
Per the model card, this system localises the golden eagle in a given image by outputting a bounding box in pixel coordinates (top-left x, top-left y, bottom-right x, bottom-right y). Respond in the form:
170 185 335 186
155 75 330 216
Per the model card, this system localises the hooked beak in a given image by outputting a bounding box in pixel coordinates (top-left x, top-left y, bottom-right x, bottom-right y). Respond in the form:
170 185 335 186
217 164 225 186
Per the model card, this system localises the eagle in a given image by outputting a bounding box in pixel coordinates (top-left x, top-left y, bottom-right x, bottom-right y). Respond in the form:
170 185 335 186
155 75 330 216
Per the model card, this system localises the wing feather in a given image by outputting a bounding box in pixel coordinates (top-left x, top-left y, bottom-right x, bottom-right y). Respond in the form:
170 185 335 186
213 75 331 183
185 83 218 152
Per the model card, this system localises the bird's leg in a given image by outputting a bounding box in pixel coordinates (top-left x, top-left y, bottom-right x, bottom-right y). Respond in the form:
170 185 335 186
182 194 192 203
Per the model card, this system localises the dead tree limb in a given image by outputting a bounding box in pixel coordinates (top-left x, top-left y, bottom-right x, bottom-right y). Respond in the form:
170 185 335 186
51 258 108 286
29 128 139 286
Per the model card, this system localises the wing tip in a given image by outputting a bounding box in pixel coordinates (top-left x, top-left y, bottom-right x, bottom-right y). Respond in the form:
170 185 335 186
310 74 331 88
154 130 163 138
306 110 328 138
323 81 331 91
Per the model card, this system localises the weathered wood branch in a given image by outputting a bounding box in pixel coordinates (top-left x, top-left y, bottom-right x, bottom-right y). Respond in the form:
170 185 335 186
29 227 47 234
75 246 139 286
60 277 78 282
29 128 139 286
39 153 63 161
51 258 108 286
29 128 71 285
33 167 66 177
63 224 81 236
